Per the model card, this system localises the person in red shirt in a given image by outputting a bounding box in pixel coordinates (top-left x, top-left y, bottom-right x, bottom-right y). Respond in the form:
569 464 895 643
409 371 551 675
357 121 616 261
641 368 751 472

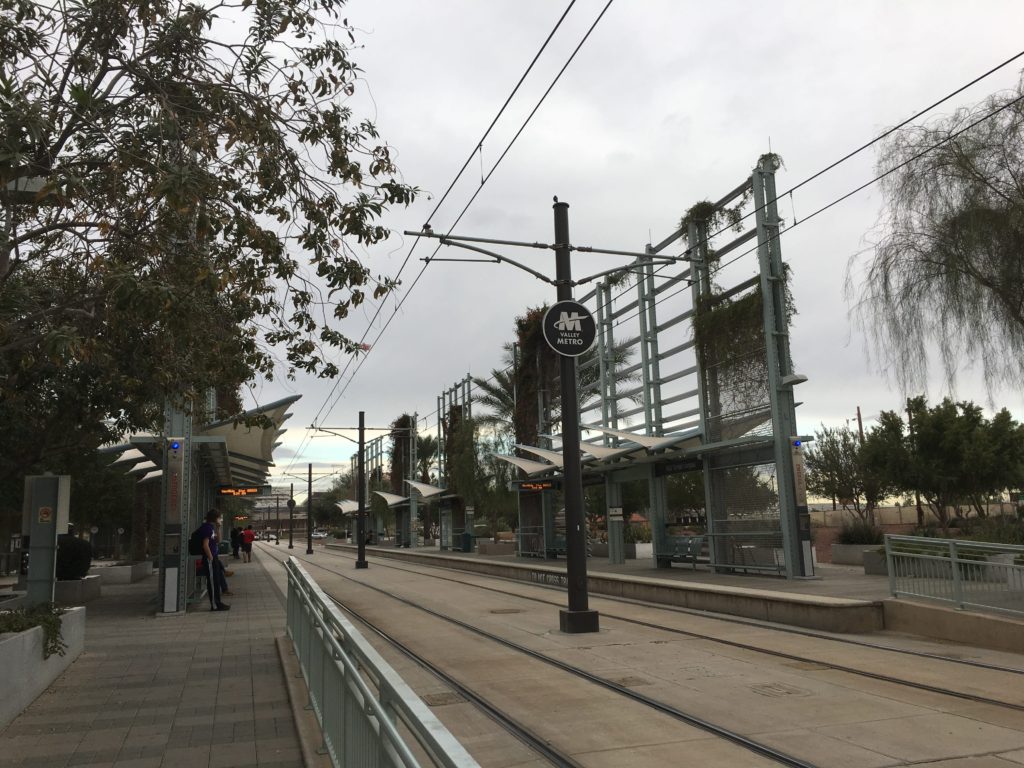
240 524 256 563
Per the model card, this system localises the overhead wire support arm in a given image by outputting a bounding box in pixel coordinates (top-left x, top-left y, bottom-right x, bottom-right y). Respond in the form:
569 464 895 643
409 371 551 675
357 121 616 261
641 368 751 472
403 230 556 285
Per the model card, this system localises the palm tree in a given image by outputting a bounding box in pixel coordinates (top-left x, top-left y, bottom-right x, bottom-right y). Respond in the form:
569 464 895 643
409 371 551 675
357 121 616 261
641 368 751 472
471 309 641 447
416 434 438 483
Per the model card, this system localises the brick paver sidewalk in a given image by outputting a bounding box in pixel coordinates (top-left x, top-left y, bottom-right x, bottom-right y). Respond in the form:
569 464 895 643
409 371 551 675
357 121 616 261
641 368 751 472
0 557 303 768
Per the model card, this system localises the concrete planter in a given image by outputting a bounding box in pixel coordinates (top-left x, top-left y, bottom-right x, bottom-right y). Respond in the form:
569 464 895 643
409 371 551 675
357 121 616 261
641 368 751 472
0 606 85 729
831 543 877 565
54 574 101 605
863 549 887 575
95 561 153 585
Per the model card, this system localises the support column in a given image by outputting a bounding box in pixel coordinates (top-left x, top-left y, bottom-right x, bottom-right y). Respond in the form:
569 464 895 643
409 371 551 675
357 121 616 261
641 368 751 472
606 478 624 565
648 469 670 568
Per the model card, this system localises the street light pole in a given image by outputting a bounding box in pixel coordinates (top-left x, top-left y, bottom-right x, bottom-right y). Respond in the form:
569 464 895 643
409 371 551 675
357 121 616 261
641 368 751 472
288 482 295 549
356 410 368 569
275 496 281 544
306 463 314 554
553 200 599 634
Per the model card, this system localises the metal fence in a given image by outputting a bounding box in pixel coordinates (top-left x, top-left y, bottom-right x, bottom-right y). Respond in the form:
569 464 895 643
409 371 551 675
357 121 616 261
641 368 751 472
885 534 1024 617
285 558 480 768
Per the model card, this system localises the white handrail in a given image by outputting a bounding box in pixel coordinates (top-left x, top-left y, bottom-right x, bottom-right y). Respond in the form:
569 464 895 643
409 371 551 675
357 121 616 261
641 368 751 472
286 557 480 768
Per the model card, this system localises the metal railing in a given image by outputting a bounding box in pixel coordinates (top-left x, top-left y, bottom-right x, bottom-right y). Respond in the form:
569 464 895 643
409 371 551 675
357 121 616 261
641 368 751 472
285 558 480 768
885 534 1024 617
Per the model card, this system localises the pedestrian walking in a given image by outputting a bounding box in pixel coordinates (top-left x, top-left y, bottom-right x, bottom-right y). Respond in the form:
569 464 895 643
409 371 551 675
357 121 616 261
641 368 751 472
240 524 256 563
230 527 241 559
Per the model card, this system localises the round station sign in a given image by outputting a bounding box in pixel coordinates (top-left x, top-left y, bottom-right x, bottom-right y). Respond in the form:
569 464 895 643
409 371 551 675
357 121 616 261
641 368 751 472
542 300 597 357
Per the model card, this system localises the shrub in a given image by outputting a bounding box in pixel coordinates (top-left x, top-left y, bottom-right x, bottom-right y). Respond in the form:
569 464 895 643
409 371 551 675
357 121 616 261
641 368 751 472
623 523 652 544
961 515 1024 545
55 535 92 580
837 520 883 545
0 603 67 658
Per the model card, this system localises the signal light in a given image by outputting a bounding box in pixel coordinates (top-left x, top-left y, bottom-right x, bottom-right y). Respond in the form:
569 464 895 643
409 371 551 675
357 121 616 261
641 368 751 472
170 441 181 450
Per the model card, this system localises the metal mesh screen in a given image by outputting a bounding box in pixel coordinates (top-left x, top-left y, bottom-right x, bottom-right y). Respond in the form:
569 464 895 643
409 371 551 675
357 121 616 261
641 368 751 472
707 462 784 573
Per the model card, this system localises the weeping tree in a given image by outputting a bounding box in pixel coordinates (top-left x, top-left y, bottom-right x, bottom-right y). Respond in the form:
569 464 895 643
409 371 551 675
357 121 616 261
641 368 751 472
851 76 1024 392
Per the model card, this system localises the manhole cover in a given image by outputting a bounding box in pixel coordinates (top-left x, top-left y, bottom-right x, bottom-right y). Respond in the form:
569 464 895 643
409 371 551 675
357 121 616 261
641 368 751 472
782 661 830 671
422 692 466 707
750 682 810 698
490 608 524 614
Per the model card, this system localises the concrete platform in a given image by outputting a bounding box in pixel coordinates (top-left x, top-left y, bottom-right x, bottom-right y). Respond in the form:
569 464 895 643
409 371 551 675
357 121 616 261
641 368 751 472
328 543 1024 652
0 557 308 768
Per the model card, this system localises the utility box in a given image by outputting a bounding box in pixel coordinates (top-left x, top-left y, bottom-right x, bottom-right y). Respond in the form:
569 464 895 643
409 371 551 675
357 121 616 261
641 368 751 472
22 475 71 607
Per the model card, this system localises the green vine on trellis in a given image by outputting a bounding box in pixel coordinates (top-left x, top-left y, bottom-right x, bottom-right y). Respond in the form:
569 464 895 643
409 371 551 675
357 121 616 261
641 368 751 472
692 265 796 417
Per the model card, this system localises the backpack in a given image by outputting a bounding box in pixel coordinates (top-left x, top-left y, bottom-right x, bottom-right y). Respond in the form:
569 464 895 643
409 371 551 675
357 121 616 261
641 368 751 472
188 526 205 556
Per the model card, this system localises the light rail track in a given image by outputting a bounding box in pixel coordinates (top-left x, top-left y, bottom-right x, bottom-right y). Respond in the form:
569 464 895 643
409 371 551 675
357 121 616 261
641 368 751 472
264 545 821 768
300 545 1024 712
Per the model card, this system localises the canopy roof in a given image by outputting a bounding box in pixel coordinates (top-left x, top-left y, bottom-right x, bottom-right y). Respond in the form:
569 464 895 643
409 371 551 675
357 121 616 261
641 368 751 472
103 395 300 486
373 491 408 507
404 479 445 498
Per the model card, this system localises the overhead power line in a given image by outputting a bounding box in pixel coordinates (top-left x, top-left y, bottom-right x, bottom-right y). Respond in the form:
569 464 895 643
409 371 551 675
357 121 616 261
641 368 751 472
308 0 618 436
602 46 1024 311
283 1 602 474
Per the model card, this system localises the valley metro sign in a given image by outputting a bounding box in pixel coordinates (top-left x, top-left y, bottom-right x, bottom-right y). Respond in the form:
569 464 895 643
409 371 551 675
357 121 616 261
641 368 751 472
542 300 597 356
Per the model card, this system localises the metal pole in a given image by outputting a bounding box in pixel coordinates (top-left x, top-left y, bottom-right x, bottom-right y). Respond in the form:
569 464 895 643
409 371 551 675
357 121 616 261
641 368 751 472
306 463 314 554
553 199 599 634
856 405 865 443
288 482 294 549
275 496 280 544
356 411 368 569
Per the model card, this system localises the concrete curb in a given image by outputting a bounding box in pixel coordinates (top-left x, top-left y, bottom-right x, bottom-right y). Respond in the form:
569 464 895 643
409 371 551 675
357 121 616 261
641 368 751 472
276 635 331 768
883 599 1024 654
338 544 885 633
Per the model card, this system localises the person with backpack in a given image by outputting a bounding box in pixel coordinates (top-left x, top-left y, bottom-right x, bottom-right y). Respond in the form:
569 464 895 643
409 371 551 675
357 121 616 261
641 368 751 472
198 510 230 611
240 524 256 563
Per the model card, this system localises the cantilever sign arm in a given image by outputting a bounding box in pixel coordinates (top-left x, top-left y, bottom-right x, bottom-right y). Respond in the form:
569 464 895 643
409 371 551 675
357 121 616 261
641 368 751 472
402 230 555 286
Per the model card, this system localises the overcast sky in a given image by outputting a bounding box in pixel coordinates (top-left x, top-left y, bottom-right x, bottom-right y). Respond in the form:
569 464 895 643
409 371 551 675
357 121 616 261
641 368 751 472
254 0 1024 492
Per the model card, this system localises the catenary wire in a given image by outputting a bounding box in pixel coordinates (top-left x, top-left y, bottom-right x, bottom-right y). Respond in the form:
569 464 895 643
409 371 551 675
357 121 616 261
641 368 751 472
293 34 1024 472
283 2 582 473
600 46 1024 313
311 0 618 432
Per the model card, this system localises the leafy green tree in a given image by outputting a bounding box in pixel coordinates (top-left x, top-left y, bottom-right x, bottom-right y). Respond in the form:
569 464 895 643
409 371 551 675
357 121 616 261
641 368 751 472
0 1 416 518
852 76 1024 391
805 424 892 523
865 397 1024 529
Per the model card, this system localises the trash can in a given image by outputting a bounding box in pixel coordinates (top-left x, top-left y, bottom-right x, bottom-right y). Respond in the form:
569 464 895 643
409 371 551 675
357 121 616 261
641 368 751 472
461 531 473 553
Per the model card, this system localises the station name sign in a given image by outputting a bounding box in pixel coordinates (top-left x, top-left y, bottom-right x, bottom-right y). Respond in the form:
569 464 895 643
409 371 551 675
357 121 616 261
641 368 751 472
542 300 596 357
218 485 271 497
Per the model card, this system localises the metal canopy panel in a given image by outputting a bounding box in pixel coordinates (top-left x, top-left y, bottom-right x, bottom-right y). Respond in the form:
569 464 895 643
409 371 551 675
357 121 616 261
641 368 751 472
336 500 359 514
513 444 565 467
110 448 146 465
373 491 408 507
580 442 635 461
583 425 701 452
405 480 445 498
492 454 554 475
198 394 301 486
